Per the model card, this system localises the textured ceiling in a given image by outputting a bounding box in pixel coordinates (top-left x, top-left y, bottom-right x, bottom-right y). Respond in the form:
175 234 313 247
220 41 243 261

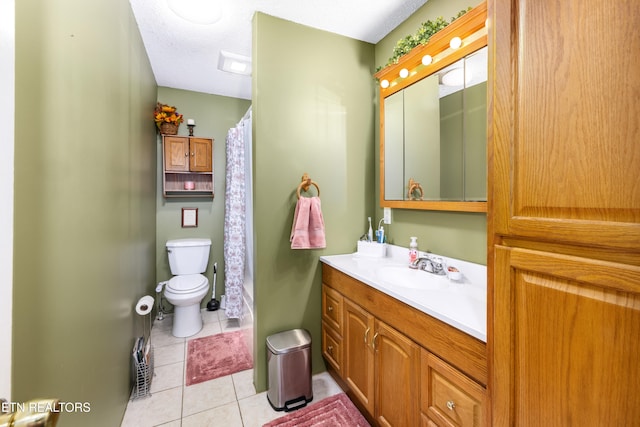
129 0 429 100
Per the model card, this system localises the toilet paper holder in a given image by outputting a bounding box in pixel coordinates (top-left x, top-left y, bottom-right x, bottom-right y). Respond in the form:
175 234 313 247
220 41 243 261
132 296 155 400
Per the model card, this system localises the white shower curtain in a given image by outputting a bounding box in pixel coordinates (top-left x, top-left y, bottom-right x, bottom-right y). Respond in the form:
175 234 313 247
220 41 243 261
223 109 251 319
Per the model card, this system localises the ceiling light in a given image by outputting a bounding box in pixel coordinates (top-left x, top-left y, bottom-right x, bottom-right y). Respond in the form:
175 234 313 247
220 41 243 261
441 68 472 86
399 68 409 78
380 79 390 89
218 50 252 75
166 0 223 25
450 37 462 49
422 55 433 66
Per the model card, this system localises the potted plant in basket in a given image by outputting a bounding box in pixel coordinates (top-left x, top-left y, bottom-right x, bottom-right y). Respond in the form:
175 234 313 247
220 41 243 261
154 103 184 135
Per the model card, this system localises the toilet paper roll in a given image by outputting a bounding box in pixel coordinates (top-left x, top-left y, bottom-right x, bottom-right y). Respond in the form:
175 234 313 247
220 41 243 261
136 295 155 316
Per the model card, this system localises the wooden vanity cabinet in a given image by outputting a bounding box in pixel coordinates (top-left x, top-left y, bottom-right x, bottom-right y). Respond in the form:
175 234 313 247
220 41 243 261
162 135 214 197
322 264 486 427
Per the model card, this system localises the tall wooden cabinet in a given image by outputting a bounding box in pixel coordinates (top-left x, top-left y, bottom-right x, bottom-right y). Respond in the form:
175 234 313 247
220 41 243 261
489 0 640 425
162 135 214 197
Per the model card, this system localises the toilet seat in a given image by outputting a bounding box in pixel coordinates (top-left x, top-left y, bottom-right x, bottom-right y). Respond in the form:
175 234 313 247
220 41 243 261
167 274 208 294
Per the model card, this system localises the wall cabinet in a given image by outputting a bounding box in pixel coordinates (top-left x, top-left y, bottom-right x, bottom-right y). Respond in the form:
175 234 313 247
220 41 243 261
162 135 214 197
322 265 486 426
489 0 640 425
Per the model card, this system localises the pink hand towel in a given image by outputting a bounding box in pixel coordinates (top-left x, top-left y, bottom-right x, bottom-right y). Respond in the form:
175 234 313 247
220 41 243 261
290 196 326 249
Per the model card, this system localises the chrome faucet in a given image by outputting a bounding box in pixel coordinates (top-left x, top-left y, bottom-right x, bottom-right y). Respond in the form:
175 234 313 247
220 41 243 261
410 256 446 275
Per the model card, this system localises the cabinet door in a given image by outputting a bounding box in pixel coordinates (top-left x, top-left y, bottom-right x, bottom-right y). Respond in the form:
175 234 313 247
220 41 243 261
374 320 420 427
189 138 212 172
493 246 640 426
491 0 640 249
164 136 189 171
343 298 375 416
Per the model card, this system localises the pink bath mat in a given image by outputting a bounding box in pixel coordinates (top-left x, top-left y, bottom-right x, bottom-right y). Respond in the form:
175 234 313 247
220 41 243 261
186 330 252 386
263 393 370 427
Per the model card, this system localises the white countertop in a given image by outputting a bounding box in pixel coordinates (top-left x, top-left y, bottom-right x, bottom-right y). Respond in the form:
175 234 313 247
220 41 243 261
320 244 487 342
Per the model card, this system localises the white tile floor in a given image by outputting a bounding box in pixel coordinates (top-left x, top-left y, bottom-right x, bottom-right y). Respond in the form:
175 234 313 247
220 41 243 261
121 310 343 426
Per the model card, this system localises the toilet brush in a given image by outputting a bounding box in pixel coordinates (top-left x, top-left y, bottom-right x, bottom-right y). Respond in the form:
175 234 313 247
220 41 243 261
206 262 220 311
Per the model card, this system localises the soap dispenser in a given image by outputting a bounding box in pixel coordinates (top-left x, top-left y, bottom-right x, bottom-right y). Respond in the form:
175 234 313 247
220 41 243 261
409 237 419 264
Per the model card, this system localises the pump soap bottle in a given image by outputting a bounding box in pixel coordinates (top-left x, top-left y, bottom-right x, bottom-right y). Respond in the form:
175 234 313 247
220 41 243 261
409 237 419 265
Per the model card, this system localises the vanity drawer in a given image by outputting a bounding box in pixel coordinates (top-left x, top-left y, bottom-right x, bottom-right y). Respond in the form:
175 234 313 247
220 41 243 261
322 285 343 334
422 350 486 427
321 321 343 376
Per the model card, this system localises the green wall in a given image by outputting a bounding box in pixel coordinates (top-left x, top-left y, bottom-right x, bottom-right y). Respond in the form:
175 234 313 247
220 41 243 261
13 1 157 425
155 87 251 304
252 13 376 391
375 0 487 265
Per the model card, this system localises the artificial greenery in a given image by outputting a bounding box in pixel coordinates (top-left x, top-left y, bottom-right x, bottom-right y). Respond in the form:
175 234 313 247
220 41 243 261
376 7 472 73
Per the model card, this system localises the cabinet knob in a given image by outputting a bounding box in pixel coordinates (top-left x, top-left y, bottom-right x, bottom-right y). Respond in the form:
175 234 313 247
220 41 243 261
327 345 333 354
328 305 333 312
372 332 379 350
185 153 189 157
191 152 195 156
446 400 456 411
364 327 370 344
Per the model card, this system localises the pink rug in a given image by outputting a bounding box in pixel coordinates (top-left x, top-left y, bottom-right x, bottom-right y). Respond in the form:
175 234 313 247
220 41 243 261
263 393 370 427
186 330 252 386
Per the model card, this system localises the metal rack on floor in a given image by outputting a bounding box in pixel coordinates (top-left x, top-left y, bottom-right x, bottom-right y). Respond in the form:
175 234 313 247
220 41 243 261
131 296 154 400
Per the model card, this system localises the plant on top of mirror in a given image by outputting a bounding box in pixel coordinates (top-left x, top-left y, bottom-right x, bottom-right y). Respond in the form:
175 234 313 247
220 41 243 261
376 8 472 73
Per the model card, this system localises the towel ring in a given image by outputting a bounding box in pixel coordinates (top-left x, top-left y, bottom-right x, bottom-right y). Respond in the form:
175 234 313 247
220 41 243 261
297 173 320 199
407 178 424 201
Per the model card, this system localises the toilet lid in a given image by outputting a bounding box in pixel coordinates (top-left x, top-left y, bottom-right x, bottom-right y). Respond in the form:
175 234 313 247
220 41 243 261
167 274 208 293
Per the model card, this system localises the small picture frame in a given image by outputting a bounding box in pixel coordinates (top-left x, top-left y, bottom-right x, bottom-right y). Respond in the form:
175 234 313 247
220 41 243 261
182 208 198 228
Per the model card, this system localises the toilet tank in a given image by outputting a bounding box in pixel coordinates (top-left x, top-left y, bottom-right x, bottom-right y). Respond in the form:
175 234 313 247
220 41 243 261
166 238 211 275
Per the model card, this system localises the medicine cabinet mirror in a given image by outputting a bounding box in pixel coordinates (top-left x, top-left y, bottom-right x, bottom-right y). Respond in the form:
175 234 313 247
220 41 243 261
376 2 487 212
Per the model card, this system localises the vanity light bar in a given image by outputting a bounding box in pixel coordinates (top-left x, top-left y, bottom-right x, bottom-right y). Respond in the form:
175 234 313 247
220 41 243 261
375 1 487 91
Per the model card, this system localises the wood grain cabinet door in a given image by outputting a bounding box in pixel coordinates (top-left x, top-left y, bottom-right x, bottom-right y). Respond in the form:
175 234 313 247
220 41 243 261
164 136 189 171
343 298 375 417
493 246 640 426
491 0 640 250
374 320 420 427
189 138 212 172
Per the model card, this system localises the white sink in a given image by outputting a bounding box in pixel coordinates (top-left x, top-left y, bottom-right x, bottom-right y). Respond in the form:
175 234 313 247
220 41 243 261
376 265 448 290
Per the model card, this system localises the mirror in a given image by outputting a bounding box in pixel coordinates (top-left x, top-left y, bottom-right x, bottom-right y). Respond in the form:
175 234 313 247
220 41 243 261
383 47 487 206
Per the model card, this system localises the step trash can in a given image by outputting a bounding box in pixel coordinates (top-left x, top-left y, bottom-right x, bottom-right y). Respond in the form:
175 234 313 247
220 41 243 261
266 328 313 412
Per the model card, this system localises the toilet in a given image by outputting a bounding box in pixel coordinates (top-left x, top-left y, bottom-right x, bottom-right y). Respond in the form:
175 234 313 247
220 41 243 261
164 238 211 337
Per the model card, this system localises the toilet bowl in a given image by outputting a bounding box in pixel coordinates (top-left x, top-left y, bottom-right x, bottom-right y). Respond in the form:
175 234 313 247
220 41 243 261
164 238 212 337
164 274 210 337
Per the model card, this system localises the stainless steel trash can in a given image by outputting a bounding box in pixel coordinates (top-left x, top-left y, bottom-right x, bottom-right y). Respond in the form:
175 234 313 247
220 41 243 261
266 328 313 411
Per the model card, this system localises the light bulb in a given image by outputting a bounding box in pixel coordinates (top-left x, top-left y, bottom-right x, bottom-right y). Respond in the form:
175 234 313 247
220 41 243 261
450 37 462 49
422 55 433 66
380 79 390 89
399 68 409 78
